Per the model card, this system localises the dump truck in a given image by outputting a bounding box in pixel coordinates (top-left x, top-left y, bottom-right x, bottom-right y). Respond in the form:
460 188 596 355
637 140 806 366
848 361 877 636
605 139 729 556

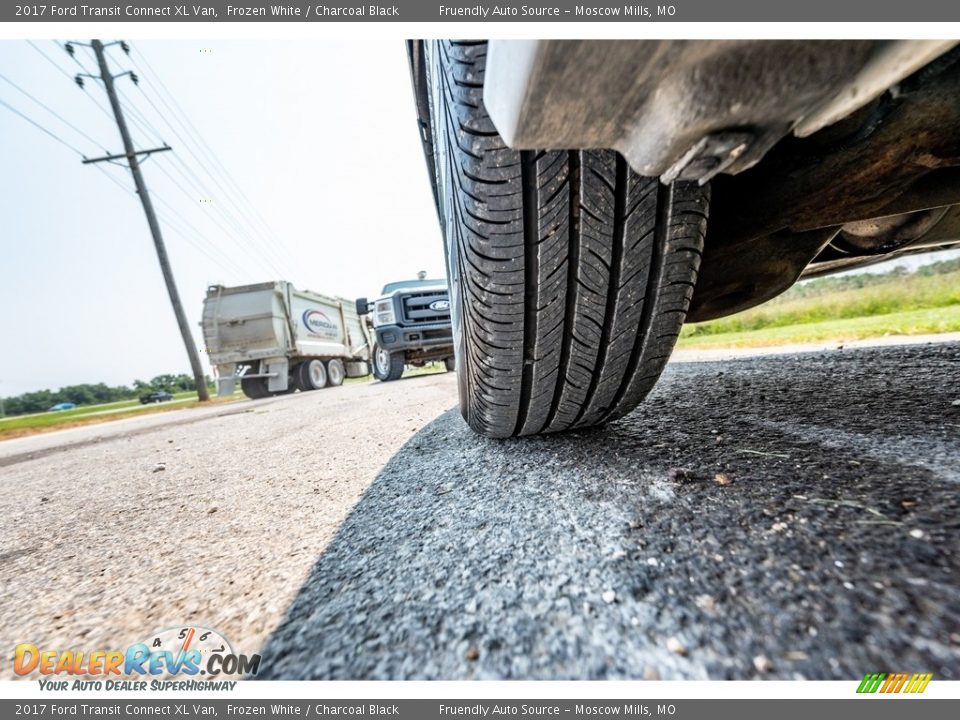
202 282 372 399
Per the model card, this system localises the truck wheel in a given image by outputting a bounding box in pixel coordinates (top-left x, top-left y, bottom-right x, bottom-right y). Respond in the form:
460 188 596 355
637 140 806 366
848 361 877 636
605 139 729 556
240 376 270 400
444 357 455 372
430 41 709 437
296 359 327 391
326 359 345 387
373 345 405 382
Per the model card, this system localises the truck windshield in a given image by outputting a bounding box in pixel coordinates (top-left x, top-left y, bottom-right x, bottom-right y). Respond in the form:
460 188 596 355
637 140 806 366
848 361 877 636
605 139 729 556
381 279 448 294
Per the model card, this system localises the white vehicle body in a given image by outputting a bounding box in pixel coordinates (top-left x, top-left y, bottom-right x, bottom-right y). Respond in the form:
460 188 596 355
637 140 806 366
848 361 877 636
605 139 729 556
202 282 372 396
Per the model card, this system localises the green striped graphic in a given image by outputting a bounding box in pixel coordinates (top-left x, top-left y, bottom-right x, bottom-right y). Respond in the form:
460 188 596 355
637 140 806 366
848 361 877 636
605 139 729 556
857 672 886 693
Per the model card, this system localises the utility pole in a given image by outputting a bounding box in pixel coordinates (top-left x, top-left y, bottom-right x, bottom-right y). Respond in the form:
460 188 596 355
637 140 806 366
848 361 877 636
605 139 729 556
85 39 209 401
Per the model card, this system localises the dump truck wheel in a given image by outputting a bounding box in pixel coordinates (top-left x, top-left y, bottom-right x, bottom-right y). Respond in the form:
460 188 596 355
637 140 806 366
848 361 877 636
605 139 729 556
240 376 270 400
326 359 345 387
297 359 328 390
430 40 709 437
373 345 405 381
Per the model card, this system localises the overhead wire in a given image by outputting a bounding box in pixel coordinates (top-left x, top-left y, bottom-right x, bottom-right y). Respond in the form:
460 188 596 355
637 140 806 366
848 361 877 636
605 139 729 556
150 189 262 280
0 41 256 289
147 156 287 278
119 70 291 274
116 85 168 146
69 42 274 281
130 77 294 276
0 96 86 158
0 71 108 152
92 160 254 281
26 40 116 125
128 44 297 272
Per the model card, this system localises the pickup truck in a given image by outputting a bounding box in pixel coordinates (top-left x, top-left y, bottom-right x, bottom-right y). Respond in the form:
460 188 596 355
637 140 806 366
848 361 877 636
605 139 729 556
356 276 454 381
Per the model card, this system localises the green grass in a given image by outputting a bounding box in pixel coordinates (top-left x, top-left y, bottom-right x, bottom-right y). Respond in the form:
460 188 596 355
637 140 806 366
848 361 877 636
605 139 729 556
0 390 239 439
677 303 960 350
682 269 960 341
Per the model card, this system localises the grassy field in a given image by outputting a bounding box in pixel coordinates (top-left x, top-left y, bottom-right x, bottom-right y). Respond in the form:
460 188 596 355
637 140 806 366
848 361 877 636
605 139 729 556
677 305 960 349
0 391 239 440
0 365 452 440
679 267 960 349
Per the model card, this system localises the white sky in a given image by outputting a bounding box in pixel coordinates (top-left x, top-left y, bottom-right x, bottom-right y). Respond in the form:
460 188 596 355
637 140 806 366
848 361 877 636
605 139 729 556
0 39 444 396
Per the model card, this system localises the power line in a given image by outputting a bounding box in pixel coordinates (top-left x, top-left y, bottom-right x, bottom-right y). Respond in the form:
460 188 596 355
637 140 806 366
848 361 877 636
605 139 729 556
153 149 279 262
0 96 85 157
161 216 257 281
150 190 258 279
26 40 115 124
86 38 209 401
56 40 96 76
116 85 166 145
27 40 78 83
0 71 108 151
120 69 292 276
92 161 255 281
130 77 292 274
148 156 287 278
139 77 295 276
129 45 297 271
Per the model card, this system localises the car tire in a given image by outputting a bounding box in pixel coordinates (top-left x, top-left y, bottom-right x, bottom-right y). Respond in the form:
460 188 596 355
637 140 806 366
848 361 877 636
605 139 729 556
429 40 709 438
372 345 405 382
326 359 345 387
240 376 270 400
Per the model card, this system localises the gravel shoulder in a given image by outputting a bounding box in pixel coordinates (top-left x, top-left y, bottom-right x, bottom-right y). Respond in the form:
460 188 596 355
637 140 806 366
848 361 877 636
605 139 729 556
0 373 457 678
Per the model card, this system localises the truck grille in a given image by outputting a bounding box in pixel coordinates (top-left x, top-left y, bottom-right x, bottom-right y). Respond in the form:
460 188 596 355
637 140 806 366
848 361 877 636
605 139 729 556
400 291 450 325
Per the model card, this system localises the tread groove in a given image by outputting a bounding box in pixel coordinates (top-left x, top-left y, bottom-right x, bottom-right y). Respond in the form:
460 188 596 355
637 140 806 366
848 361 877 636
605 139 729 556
514 150 539 436
545 150 581 432
572 154 628 427
432 40 708 437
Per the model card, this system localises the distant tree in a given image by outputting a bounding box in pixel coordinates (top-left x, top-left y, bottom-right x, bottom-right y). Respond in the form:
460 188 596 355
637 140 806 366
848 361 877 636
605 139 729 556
1 371 220 417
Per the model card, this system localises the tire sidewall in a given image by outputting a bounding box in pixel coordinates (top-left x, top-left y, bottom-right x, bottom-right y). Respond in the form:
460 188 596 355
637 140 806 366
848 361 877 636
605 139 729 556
427 40 471 420
302 359 327 390
327 359 345 386
373 345 389 380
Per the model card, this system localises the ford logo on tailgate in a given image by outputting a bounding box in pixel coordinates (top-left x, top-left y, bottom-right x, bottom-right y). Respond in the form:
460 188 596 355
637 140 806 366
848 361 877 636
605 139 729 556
429 300 450 312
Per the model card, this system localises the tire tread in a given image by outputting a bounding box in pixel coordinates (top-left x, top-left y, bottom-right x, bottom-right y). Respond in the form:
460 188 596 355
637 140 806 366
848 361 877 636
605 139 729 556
436 41 709 437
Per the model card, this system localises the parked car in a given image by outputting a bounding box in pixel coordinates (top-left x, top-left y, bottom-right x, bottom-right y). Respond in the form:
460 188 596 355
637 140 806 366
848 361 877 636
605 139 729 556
408 39 960 437
48 402 76 412
139 391 174 404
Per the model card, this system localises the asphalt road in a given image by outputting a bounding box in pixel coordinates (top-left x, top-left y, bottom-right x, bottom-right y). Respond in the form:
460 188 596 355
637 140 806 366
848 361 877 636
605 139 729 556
0 373 457 678
259 342 960 680
2 343 958 681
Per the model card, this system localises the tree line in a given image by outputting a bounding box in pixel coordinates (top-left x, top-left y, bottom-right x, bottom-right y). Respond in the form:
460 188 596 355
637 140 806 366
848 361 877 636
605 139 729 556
1 374 213 417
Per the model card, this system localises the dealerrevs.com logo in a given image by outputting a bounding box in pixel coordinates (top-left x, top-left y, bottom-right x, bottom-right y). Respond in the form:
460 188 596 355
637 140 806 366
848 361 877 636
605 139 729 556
14 626 260 690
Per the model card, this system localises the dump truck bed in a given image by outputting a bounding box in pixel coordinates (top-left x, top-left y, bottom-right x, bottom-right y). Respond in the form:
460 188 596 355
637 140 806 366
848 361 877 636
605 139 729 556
202 282 371 366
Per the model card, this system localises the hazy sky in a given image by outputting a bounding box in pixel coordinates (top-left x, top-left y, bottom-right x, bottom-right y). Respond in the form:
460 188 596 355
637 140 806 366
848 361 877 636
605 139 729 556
0 39 444 396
